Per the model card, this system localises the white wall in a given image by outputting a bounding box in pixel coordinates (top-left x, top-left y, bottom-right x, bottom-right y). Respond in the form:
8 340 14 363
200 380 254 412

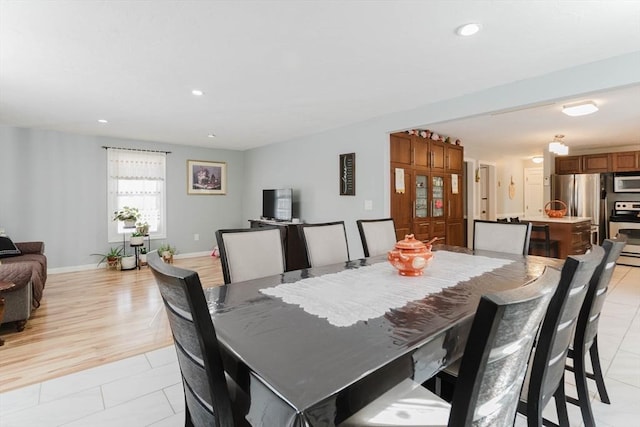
2 52 639 268
0 126 245 269
243 51 640 258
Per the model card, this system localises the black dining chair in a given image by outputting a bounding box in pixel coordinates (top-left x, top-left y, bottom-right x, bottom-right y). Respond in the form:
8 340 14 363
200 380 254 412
528 223 560 258
298 221 350 267
473 220 532 255
565 237 626 427
356 218 397 257
517 245 604 427
339 267 557 427
147 251 249 427
435 246 604 427
215 226 286 284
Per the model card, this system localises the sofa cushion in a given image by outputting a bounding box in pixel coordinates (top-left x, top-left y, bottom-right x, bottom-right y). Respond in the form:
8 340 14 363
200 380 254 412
0 236 21 258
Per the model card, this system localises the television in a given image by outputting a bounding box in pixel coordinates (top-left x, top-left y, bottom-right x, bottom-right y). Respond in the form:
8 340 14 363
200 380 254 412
262 188 294 221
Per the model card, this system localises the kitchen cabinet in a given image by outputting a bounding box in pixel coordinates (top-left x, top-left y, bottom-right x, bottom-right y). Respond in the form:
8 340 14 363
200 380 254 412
555 151 640 174
522 217 591 259
582 153 610 173
612 151 640 172
555 156 582 174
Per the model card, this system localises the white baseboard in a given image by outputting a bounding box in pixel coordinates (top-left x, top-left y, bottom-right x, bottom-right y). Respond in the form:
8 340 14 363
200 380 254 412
47 250 214 274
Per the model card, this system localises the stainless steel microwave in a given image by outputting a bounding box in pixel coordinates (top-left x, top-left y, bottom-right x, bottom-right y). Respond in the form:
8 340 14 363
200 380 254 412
614 175 640 192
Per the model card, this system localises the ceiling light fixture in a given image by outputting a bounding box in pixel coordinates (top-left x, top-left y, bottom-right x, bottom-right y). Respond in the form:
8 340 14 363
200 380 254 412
456 23 481 36
98 119 108 124
531 156 544 164
207 133 216 138
191 89 204 96
548 134 569 156
562 101 598 117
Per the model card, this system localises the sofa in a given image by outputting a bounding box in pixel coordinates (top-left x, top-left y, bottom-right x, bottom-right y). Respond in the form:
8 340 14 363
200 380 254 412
0 240 47 331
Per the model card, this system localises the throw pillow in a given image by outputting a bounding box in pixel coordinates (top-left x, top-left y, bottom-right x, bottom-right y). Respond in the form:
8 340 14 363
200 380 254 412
0 236 21 258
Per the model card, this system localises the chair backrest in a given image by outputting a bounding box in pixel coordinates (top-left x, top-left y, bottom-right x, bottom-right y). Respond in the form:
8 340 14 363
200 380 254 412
356 218 397 257
473 220 532 255
299 221 350 267
526 245 604 413
215 226 286 284
575 237 626 353
148 251 235 427
448 267 557 427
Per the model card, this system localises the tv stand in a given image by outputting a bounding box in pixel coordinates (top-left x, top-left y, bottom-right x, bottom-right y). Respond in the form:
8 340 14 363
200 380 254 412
249 219 309 271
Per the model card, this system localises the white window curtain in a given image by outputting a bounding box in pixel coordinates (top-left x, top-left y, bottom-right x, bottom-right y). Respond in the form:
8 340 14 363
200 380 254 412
107 148 166 242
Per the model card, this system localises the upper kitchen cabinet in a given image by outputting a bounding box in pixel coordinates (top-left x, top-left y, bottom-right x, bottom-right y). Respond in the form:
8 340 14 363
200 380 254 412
555 150 640 174
582 153 611 173
612 151 640 172
555 155 582 174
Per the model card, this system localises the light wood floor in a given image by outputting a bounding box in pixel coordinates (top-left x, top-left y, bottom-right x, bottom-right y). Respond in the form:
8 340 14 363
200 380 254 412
0 256 223 393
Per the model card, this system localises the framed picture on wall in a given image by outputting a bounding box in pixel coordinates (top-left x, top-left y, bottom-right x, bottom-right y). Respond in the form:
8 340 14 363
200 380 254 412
187 160 227 195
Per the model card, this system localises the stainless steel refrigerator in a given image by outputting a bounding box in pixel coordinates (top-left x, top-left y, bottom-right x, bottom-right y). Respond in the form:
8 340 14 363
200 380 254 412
551 174 606 242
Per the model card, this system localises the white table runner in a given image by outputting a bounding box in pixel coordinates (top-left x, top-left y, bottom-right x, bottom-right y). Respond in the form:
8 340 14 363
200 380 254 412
261 251 514 327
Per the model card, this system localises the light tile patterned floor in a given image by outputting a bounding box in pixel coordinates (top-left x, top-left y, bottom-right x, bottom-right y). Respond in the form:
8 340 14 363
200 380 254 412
1 266 638 427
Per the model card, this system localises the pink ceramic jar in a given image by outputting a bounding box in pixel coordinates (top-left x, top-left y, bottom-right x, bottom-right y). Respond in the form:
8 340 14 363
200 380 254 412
387 234 433 276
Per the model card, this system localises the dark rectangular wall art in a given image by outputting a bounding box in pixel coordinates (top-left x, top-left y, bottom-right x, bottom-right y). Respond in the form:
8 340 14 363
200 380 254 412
340 153 356 196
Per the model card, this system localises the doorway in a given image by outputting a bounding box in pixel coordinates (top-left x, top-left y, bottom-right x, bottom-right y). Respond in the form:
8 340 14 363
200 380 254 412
524 167 544 217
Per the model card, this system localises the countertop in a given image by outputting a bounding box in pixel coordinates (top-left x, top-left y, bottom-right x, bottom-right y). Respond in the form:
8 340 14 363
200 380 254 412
521 216 592 224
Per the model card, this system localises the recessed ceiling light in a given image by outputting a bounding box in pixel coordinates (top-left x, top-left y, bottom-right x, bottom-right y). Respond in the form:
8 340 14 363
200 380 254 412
531 156 544 164
192 89 204 96
562 101 598 117
98 119 108 124
207 133 216 138
456 23 481 36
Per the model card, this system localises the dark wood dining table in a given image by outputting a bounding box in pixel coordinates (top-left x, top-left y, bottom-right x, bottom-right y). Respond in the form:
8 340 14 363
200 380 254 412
204 245 563 427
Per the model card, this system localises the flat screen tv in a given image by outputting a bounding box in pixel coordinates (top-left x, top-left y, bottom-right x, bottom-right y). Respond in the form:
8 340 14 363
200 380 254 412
262 188 293 221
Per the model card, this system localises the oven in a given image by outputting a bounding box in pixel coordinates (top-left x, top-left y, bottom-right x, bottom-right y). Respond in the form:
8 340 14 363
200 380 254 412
609 201 640 267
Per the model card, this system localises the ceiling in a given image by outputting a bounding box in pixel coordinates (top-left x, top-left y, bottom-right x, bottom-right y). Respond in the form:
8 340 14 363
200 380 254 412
1 1 639 157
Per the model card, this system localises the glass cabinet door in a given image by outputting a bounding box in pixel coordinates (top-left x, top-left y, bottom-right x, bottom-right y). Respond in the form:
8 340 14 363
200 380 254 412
432 176 444 217
415 174 428 218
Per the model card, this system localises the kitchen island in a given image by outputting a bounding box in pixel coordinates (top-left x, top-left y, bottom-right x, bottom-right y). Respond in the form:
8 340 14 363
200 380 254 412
522 216 592 259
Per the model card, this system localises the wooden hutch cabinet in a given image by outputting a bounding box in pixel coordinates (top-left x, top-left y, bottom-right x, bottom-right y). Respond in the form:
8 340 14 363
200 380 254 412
390 132 465 247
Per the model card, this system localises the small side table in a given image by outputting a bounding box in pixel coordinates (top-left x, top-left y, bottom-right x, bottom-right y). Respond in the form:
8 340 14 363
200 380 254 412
0 280 17 346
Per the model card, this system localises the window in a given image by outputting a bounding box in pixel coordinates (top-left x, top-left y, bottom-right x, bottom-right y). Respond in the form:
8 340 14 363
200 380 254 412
107 148 166 242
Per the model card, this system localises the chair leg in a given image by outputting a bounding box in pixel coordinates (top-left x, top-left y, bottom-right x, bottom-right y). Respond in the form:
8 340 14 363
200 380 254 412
589 337 610 404
573 348 597 427
554 377 570 427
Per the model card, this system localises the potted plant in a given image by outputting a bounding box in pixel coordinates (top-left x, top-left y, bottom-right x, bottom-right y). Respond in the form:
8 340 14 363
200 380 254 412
130 231 145 245
158 243 176 263
112 206 141 228
120 254 136 270
91 247 123 270
135 221 150 236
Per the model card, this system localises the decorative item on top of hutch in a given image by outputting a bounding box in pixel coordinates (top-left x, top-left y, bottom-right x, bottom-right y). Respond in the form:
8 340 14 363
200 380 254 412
390 130 464 247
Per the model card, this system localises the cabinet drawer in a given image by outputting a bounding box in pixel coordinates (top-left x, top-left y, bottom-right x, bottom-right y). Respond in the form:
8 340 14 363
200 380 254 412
432 220 446 234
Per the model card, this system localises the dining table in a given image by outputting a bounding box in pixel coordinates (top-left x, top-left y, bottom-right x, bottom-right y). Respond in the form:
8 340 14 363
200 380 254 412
204 245 563 427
